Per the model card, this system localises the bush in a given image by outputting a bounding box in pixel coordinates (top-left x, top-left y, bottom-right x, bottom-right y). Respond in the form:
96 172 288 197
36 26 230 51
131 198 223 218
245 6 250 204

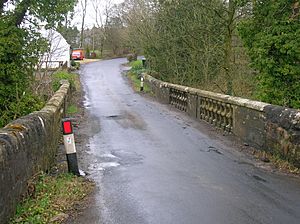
52 71 77 92
127 53 138 62
86 47 90 59
71 59 76 67
0 24 45 127
130 60 145 78
71 60 80 70
0 93 44 128
239 1 300 108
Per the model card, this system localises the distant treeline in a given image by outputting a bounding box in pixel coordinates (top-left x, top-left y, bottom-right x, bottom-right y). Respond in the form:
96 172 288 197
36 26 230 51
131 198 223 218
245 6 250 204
88 0 299 108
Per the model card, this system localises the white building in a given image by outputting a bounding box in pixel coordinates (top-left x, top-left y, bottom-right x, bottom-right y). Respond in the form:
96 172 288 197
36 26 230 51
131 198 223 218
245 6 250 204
39 29 71 69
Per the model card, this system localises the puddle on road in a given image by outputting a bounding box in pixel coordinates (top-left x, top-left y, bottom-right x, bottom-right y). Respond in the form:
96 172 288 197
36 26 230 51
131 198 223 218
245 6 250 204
79 169 86 176
88 163 104 171
111 150 144 166
252 175 267 183
245 172 268 183
85 147 144 175
105 111 147 130
84 104 91 109
207 146 223 155
83 95 91 108
101 153 118 159
88 162 120 172
101 162 120 168
106 115 123 120
234 160 255 167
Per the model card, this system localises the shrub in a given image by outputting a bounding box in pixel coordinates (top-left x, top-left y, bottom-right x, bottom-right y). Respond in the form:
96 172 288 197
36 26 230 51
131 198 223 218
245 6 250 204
0 93 44 128
0 25 45 127
239 1 300 108
127 53 138 62
71 60 80 70
86 47 90 59
71 59 76 67
52 71 76 92
130 60 145 78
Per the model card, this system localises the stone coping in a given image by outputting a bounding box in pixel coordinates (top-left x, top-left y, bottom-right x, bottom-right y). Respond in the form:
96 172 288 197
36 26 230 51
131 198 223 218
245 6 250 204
144 74 270 111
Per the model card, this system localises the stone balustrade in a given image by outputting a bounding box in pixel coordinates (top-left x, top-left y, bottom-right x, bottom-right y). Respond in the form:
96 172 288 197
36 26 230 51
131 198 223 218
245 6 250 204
170 88 188 112
144 74 300 167
198 96 233 132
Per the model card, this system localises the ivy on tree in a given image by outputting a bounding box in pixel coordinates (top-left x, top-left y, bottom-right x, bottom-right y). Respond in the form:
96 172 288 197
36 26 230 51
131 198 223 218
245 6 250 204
239 0 300 108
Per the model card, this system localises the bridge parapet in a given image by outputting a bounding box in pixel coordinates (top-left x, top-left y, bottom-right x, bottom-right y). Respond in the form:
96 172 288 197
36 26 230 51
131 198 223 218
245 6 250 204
144 74 300 167
0 82 70 223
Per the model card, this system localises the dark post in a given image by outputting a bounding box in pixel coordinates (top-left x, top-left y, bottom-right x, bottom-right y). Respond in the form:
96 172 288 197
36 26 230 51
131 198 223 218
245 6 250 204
142 57 147 68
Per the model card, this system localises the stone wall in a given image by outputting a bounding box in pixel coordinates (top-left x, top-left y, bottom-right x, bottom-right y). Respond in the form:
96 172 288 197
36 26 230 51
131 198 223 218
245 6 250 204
264 106 300 167
0 82 70 224
144 74 300 167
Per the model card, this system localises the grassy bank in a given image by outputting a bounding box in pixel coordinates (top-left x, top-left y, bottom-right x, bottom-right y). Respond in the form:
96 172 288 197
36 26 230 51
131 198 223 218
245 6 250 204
10 173 94 224
52 70 81 116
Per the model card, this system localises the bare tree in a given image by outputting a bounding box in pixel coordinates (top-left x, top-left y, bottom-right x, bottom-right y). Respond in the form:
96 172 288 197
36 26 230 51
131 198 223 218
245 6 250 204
92 0 103 28
36 30 71 98
121 0 159 54
80 0 88 48
91 0 113 56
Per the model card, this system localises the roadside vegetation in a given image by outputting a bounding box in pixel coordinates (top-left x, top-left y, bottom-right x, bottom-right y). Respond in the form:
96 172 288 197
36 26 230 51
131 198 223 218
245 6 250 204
0 69 79 128
71 60 81 70
51 71 77 92
127 60 150 93
52 70 80 115
10 172 94 224
126 0 298 108
10 68 90 223
74 0 299 109
67 104 78 115
1 3 92 222
249 149 300 175
0 0 77 128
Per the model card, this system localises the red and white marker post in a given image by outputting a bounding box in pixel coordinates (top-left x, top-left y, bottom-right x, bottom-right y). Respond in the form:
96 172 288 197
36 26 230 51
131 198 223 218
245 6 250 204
62 119 80 176
140 76 144 92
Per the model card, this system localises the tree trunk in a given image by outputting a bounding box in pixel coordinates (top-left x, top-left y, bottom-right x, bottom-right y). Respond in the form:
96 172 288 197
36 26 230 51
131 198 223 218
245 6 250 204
80 0 87 48
224 0 236 96
14 0 32 26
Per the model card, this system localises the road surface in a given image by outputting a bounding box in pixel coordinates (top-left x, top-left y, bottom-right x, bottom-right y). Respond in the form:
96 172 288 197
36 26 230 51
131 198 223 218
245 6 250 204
73 58 300 224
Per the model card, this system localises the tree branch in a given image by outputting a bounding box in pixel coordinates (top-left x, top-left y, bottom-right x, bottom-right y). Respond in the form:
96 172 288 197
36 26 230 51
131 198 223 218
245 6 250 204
0 0 9 14
14 0 32 26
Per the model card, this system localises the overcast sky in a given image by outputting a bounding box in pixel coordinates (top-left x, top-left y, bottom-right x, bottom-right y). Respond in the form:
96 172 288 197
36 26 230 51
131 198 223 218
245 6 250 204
72 0 124 29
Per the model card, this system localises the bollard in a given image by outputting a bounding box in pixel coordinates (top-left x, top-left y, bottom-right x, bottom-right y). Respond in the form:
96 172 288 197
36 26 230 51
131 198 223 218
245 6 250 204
140 76 144 92
142 57 147 68
62 119 80 176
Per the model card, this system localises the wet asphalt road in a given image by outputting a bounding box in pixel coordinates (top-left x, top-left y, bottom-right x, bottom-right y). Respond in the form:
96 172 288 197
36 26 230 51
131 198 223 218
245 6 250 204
75 58 300 224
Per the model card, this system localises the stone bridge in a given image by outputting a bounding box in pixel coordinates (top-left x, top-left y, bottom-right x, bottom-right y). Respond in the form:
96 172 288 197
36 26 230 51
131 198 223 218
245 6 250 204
144 74 300 167
0 71 299 223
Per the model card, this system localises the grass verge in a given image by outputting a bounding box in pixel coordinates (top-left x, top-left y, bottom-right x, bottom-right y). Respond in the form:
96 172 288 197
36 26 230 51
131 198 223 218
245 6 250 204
67 104 78 115
127 72 150 93
127 60 151 93
250 149 300 175
51 71 78 92
10 173 94 224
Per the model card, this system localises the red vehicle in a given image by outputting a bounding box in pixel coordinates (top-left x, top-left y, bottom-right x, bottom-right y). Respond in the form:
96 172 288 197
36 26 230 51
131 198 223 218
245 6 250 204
72 48 84 60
